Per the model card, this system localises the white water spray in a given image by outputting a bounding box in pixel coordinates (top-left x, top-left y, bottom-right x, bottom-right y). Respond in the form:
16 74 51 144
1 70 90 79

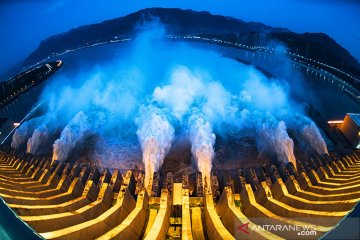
52 111 106 162
301 121 328 155
11 117 40 149
27 114 59 154
283 113 329 155
136 106 174 193
187 111 216 190
255 113 297 169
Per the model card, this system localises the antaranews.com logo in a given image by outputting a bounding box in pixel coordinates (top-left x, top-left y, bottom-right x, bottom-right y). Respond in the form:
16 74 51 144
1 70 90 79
237 223 317 236
235 217 360 239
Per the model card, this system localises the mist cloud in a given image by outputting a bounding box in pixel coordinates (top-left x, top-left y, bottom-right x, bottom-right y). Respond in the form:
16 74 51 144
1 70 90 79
12 20 328 186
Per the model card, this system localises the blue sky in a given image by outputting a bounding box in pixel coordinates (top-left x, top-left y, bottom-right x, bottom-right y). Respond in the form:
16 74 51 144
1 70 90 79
0 0 359 75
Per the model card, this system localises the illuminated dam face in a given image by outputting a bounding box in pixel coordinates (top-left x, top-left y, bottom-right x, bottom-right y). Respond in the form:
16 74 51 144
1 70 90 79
2 25 360 240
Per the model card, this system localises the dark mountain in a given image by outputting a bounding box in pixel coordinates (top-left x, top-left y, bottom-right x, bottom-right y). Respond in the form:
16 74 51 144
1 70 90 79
24 8 360 78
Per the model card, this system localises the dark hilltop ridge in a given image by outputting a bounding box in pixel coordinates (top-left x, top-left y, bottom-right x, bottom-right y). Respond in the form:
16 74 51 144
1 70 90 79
24 8 360 78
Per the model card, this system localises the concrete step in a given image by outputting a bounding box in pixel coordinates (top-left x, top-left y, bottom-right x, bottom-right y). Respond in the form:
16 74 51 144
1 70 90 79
258 182 345 227
144 188 172 240
286 176 360 201
11 179 98 216
181 188 193 240
22 183 114 233
191 207 206 240
240 184 330 239
271 178 356 212
217 186 283 240
97 189 149 240
40 170 136 240
203 192 235 240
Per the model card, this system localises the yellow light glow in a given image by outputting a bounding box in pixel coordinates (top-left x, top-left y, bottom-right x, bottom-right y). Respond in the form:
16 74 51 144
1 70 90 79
327 120 344 124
